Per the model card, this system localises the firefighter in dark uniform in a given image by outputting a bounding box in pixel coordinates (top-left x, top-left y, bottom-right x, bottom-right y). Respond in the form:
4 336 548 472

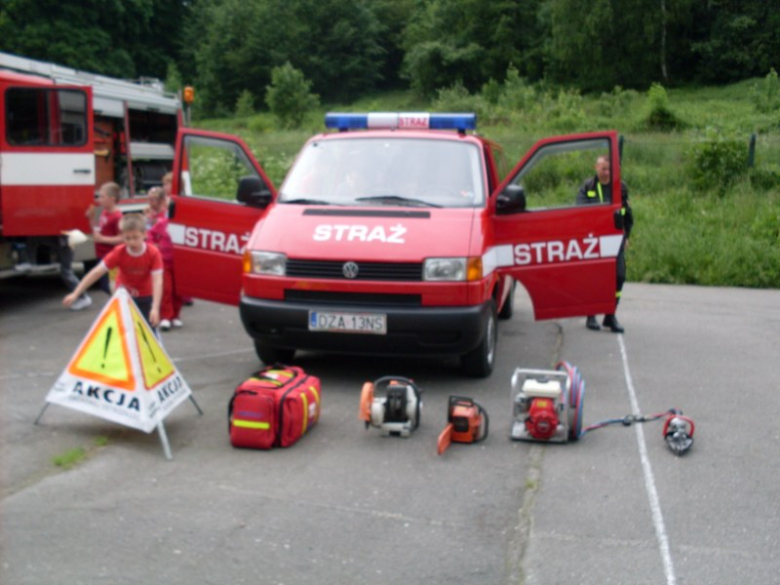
576 155 633 333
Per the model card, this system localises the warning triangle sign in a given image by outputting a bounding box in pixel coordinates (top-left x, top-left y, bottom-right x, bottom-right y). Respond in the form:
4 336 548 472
46 288 193 433
68 297 136 390
128 300 175 389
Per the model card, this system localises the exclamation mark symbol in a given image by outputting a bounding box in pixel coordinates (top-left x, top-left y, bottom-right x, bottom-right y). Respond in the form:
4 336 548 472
137 322 162 374
102 327 113 369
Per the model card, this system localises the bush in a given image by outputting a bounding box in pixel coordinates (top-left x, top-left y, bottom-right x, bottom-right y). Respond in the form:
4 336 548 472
641 83 685 131
596 86 640 116
496 66 538 111
543 89 586 132
481 78 501 105
235 90 255 118
749 167 780 191
433 82 487 118
247 114 272 134
751 69 780 113
686 129 747 192
265 62 320 129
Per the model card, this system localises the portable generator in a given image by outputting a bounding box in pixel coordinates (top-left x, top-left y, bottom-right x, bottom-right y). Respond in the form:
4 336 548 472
510 361 584 443
359 376 422 437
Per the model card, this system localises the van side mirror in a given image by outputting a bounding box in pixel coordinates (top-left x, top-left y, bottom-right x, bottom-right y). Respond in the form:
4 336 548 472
237 176 272 208
496 184 526 214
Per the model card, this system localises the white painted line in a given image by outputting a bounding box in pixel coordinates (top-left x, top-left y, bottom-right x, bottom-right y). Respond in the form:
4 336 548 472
618 334 677 585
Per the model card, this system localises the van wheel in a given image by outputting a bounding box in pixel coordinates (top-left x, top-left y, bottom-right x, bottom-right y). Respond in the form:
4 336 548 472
460 303 497 378
254 341 295 365
498 280 516 320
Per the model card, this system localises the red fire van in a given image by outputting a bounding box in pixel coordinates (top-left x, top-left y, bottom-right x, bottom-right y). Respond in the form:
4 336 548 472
168 113 625 377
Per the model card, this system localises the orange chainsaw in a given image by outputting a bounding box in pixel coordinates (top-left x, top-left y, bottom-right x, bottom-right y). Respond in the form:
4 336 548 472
437 396 489 455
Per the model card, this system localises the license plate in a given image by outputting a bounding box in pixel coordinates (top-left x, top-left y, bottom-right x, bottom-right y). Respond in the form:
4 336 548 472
308 311 387 335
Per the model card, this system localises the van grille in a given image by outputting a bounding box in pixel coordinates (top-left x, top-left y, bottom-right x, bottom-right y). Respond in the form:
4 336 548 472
285 290 421 307
286 259 422 281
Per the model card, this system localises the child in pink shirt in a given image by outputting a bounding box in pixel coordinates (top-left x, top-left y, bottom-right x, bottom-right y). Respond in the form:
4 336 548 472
145 187 183 330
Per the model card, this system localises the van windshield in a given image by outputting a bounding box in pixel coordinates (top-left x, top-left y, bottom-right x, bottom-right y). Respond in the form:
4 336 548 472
280 137 485 208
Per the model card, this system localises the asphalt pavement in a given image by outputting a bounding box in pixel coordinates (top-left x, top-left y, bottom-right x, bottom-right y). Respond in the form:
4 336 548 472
1 276 778 584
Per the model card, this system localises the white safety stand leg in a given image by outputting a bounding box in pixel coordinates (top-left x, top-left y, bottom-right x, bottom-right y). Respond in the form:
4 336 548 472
154 328 202 417
189 394 204 415
157 421 173 461
33 402 50 425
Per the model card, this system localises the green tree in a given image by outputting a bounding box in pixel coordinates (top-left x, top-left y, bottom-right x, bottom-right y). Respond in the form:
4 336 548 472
0 0 186 80
185 0 385 115
689 0 780 84
164 62 183 94
365 0 417 90
289 0 385 101
184 0 260 115
265 62 319 128
401 0 544 97
545 0 699 91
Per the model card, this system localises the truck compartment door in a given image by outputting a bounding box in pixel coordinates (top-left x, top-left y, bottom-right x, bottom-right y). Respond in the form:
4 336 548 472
0 84 94 235
169 129 275 305
491 132 623 320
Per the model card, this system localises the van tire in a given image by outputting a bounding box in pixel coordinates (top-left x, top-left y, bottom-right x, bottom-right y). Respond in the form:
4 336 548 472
254 341 295 365
461 302 497 378
498 280 516 320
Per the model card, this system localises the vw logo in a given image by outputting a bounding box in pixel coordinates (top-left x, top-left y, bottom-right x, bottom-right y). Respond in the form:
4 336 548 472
342 261 359 279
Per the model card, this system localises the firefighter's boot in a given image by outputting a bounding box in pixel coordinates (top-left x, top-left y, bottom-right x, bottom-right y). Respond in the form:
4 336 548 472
602 314 624 333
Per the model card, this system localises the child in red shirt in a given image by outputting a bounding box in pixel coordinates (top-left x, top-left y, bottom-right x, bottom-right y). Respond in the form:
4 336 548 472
89 181 124 294
145 187 183 330
64 213 163 327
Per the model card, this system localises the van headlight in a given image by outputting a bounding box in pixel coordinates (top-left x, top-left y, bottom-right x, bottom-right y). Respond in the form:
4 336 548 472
245 251 286 275
423 258 467 281
423 257 483 281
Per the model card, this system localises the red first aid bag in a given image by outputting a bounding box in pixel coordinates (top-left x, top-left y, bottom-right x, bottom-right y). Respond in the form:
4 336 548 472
228 365 321 449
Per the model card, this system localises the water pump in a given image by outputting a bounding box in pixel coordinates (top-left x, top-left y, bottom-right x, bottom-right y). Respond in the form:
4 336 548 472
510 362 584 443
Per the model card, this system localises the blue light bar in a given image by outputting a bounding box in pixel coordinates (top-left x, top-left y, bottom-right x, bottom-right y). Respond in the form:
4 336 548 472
428 113 477 130
325 112 477 132
325 113 369 130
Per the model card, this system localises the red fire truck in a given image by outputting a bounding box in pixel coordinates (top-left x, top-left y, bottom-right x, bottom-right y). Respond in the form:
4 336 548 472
0 51 182 275
167 113 626 377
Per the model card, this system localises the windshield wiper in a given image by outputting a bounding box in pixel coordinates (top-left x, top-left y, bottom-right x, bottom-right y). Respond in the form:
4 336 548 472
282 198 333 205
355 195 442 208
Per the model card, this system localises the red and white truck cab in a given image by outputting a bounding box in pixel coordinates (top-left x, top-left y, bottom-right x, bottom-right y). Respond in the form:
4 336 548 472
169 113 626 377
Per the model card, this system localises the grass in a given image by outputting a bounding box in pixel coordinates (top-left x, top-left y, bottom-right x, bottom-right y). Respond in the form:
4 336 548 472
192 79 780 289
52 447 86 469
51 436 109 470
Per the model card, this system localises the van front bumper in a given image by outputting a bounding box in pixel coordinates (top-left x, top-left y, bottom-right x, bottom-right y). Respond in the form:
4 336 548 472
239 295 491 356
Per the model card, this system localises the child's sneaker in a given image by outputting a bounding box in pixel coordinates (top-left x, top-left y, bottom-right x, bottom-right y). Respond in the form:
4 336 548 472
160 319 172 331
69 294 92 311
172 318 184 328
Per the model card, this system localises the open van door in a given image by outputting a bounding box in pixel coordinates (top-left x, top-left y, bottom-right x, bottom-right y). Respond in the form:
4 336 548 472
491 132 624 320
169 128 275 305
